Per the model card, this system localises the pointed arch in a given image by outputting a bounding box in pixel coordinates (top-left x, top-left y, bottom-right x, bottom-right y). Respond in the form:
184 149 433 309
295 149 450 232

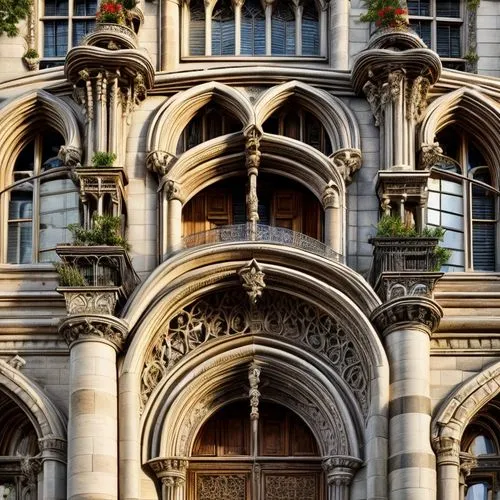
147 81 255 155
0 90 82 185
0 359 67 440
255 80 361 152
420 88 500 186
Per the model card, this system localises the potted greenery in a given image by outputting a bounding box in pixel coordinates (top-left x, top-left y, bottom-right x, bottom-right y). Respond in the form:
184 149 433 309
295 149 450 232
360 0 409 29
23 48 40 71
96 0 126 25
370 215 452 275
54 262 87 287
91 151 117 167
68 214 129 249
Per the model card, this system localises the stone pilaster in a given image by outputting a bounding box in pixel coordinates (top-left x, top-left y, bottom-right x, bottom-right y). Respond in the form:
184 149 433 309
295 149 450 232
432 436 461 500
372 296 443 500
148 458 189 500
322 456 363 500
60 315 128 500
164 180 185 254
38 437 67 500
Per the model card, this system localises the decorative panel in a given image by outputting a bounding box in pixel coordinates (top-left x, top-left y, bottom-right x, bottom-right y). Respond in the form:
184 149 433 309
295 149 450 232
197 473 247 500
263 473 318 500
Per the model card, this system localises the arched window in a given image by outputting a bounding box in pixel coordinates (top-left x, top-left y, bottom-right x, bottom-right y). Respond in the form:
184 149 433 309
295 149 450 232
185 0 323 57
4 132 79 264
211 0 235 55
427 126 498 271
241 0 266 55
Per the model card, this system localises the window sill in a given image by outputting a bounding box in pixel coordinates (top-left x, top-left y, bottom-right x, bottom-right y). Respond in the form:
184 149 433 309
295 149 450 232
181 55 327 63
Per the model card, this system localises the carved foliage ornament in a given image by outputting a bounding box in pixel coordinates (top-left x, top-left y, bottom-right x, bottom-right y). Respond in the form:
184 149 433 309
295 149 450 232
239 259 266 304
330 149 362 184
141 289 369 414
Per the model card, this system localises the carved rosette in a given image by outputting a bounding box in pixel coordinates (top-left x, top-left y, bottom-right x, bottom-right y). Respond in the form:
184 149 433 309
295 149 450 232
330 148 362 184
238 259 266 304
322 456 363 486
59 315 129 351
371 296 443 337
432 436 461 467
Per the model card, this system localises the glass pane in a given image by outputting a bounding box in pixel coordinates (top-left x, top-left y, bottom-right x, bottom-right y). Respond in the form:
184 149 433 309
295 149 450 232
45 0 69 16
7 221 33 264
469 435 496 455
442 193 463 215
241 0 265 55
44 21 68 57
190 0 205 55
437 24 461 58
302 0 319 56
212 0 235 55
73 20 95 46
74 0 98 15
443 228 464 251
436 0 460 18
271 2 295 55
408 0 430 16
466 482 489 500
410 20 431 47
473 222 496 271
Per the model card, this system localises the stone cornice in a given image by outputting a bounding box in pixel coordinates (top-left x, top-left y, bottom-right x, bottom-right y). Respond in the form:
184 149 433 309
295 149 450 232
58 314 129 351
371 296 443 337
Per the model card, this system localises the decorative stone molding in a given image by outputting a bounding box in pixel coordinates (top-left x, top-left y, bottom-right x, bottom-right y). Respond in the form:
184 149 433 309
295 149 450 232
322 456 363 485
82 22 139 50
38 436 67 462
238 259 266 304
7 355 26 370
330 148 362 184
248 362 261 420
58 289 119 315
430 337 500 352
141 289 369 414
371 296 443 337
433 436 461 467
419 142 444 170
375 272 443 302
58 145 82 166
59 315 129 351
147 457 188 482
406 75 431 122
146 150 177 176
244 125 262 173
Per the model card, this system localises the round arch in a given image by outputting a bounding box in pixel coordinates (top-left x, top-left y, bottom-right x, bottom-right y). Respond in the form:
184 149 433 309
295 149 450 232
147 81 255 155
118 245 387 499
254 80 361 152
0 89 82 187
419 88 500 185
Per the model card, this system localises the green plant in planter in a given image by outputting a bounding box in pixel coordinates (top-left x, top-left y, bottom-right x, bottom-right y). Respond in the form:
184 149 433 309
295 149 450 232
23 48 39 59
91 151 117 167
54 262 87 286
360 0 409 29
375 215 452 271
68 214 130 250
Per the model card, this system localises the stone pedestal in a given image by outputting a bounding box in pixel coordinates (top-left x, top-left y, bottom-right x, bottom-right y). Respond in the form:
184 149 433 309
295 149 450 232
372 296 443 500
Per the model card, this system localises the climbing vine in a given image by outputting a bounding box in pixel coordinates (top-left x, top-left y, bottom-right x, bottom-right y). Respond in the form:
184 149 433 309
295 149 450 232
0 0 32 37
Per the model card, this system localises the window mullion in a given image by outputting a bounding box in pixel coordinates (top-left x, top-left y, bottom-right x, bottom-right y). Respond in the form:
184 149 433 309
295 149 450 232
295 4 302 56
32 136 42 263
68 0 74 49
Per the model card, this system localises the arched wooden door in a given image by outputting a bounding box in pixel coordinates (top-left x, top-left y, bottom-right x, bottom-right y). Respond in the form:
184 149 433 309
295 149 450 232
188 401 324 500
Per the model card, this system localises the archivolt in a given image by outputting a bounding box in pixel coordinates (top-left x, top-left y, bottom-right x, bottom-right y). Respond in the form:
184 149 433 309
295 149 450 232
147 81 254 155
0 90 81 186
0 359 67 440
254 80 361 151
420 88 500 183
432 360 500 445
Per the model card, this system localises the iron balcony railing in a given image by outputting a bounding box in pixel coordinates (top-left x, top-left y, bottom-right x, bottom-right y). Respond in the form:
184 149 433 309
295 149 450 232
182 224 341 262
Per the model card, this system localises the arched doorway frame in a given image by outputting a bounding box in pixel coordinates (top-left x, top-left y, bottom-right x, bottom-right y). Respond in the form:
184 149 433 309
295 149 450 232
118 244 388 499
0 359 67 499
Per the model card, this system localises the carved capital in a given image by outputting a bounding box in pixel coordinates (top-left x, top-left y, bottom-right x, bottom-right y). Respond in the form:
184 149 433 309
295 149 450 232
21 457 42 487
59 315 129 351
330 148 362 184
433 436 461 466
419 142 443 170
371 296 443 337
322 183 338 209
147 150 177 176
322 456 363 485
407 75 431 123
148 457 189 483
39 436 67 462
459 452 478 478
375 272 444 302
59 290 119 315
238 259 266 304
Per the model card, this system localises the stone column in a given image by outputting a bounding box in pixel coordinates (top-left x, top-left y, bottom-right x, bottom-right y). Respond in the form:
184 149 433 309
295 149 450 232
244 126 262 240
38 437 67 500
60 315 128 500
372 296 443 500
166 180 184 253
322 456 363 500
322 183 339 253
433 436 461 500
148 458 189 500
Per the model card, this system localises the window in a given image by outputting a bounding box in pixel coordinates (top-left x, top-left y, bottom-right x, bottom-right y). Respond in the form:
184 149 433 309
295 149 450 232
185 0 321 57
427 127 498 272
408 0 464 69
5 132 80 264
41 0 97 68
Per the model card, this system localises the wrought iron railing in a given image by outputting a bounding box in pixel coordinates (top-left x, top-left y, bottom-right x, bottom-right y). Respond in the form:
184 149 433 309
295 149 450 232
182 224 341 262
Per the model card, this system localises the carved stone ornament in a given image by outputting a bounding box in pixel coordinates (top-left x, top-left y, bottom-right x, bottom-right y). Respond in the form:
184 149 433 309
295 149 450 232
406 75 431 122
238 259 266 304
248 362 261 420
147 457 189 481
363 80 383 126
459 452 478 478
60 290 119 315
7 354 26 370
141 289 369 415
244 124 262 173
197 474 246 499
376 272 443 302
432 436 461 466
59 315 129 351
322 183 338 209
38 436 67 461
264 474 317 499
58 145 82 167
330 148 362 184
419 142 444 170
165 180 184 202
20 457 42 488
146 150 177 176
322 456 363 485
371 296 443 337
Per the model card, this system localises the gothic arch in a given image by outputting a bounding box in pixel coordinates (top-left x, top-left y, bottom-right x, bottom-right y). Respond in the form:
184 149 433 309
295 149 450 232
432 360 500 444
419 88 500 183
0 89 82 186
147 81 255 155
0 359 67 441
163 132 344 203
254 80 362 152
118 245 388 499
